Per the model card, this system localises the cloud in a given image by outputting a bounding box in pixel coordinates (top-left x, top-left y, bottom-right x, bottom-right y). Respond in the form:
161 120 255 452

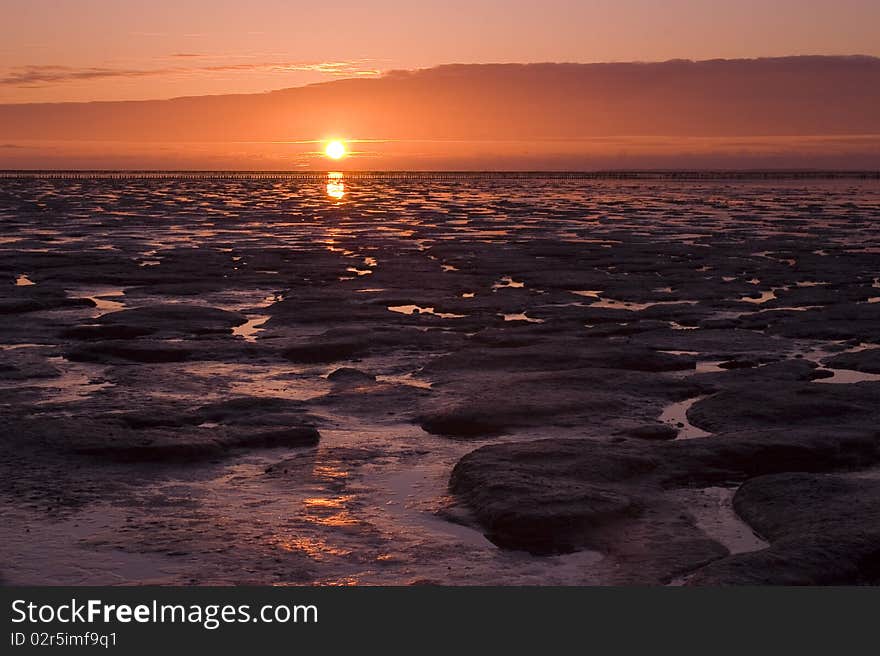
0 65 177 86
267 61 382 76
0 60 382 87
4 57 878 158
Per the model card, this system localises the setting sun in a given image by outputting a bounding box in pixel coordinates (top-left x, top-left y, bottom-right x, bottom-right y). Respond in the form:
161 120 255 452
325 140 346 160
6 0 880 605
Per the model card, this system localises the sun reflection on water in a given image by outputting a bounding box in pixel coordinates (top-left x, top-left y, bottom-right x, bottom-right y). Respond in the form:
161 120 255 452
302 495 358 527
326 172 345 200
275 536 352 561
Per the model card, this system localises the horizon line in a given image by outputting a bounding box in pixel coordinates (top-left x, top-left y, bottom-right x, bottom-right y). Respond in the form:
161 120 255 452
3 169 879 181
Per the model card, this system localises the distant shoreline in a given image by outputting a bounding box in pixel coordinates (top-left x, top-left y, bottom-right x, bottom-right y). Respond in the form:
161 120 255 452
2 170 879 180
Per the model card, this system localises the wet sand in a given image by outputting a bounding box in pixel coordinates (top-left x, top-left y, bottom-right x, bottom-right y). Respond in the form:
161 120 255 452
1 174 879 585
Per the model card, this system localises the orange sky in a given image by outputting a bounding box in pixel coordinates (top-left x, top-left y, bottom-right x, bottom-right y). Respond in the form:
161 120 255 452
2 57 879 169
1 2 879 169
2 0 879 103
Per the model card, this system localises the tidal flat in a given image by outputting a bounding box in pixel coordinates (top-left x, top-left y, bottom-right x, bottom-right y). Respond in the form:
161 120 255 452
1 174 879 585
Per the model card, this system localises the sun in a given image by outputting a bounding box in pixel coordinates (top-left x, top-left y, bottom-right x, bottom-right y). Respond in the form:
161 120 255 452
325 140 346 160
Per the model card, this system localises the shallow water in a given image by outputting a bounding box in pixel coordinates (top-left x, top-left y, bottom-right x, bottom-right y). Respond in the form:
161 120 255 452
1 174 879 585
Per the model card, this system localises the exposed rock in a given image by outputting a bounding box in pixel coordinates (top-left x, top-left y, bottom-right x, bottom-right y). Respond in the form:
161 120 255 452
418 368 705 438
756 304 880 341
228 427 320 449
281 326 464 364
687 382 880 433
66 340 193 363
419 409 510 438
422 342 697 375
626 424 679 440
0 291 94 315
194 396 314 426
450 427 880 581
2 414 319 465
74 439 227 463
282 341 363 363
61 324 157 340
693 359 826 386
822 348 880 374
627 328 792 358
326 367 377 385
718 359 759 369
312 381 429 421
97 304 247 335
689 472 880 585
0 349 61 380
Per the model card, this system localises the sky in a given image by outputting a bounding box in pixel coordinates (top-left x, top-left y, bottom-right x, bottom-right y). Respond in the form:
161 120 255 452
1 1 878 169
2 0 880 103
2 57 879 169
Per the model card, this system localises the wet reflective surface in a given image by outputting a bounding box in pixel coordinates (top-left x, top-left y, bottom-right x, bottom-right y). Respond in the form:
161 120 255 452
1 174 879 584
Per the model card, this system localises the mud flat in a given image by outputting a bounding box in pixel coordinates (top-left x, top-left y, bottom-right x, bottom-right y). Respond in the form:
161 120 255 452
1 176 879 584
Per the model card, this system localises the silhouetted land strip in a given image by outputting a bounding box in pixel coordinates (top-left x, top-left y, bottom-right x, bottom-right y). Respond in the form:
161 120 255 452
1 170 879 180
